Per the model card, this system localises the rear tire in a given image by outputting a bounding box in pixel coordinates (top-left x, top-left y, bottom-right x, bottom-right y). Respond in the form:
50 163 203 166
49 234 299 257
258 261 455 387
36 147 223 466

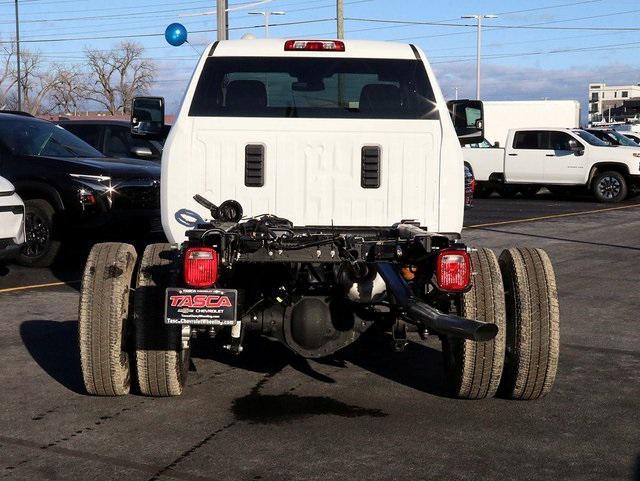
442 248 506 399
592 171 627 203
498 248 560 400
78 242 137 396
134 243 190 397
17 199 61 268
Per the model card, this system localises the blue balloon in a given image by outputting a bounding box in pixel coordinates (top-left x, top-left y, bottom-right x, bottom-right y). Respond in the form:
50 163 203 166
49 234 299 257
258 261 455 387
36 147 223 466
165 23 188 47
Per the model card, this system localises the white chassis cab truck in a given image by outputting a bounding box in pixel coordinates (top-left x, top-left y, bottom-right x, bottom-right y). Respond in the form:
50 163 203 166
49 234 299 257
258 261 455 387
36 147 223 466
464 127 640 202
78 39 559 400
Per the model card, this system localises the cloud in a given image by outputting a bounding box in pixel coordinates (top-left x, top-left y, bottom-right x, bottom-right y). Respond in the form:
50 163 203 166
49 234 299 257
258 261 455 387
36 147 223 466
435 62 640 121
151 60 198 114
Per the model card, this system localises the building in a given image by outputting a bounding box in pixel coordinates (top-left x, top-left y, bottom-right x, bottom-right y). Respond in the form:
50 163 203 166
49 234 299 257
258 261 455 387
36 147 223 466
588 83 640 124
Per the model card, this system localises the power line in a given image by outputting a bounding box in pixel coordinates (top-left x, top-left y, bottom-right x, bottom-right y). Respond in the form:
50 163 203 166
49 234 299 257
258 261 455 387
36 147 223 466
493 0 604 16
346 16 640 32
12 0 369 39
293 0 608 39
0 0 363 39
430 40 640 65
0 17 335 44
0 5 231 24
0 0 213 18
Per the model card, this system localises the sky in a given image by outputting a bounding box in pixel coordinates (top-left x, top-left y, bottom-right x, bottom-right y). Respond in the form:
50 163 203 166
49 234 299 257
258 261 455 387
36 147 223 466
2 0 640 117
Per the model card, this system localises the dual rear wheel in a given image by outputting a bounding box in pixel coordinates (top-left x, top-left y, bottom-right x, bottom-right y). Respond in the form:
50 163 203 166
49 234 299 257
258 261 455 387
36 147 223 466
78 243 189 397
443 247 560 400
79 242 560 400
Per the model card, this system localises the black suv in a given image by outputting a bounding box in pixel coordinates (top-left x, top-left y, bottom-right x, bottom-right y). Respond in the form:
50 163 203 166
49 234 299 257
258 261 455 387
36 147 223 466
0 113 161 267
57 119 166 161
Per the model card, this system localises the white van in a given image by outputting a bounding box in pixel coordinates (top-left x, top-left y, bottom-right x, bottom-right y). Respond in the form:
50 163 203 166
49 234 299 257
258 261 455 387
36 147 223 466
78 39 559 402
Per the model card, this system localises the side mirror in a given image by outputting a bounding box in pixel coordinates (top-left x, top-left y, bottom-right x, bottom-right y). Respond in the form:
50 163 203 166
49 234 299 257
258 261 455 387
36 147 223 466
493 141 500 148
568 139 584 155
131 96 165 140
447 100 484 146
130 146 153 158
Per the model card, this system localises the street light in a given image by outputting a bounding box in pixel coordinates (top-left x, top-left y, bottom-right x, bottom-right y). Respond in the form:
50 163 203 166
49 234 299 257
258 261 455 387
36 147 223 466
461 14 497 100
248 10 285 38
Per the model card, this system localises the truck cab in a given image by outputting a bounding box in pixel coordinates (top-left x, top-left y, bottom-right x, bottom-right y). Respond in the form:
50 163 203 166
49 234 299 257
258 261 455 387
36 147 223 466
150 39 472 242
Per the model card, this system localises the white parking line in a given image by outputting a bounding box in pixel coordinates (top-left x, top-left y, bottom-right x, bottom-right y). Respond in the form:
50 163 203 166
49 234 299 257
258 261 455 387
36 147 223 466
0 280 80 294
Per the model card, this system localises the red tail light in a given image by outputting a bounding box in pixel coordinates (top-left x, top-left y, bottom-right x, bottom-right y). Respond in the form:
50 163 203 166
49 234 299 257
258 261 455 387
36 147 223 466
436 249 471 292
184 247 218 288
284 40 345 52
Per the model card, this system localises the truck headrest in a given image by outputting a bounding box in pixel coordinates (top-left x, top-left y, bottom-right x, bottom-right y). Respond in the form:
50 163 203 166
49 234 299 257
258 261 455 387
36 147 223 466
359 84 401 116
226 80 268 110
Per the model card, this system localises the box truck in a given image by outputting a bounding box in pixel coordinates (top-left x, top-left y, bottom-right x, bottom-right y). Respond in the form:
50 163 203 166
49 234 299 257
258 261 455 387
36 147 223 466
479 100 581 148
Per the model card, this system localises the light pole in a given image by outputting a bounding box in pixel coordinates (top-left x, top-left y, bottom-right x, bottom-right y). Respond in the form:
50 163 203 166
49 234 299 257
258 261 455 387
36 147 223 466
14 0 21 111
337 0 344 39
248 10 285 38
461 14 497 100
216 0 228 41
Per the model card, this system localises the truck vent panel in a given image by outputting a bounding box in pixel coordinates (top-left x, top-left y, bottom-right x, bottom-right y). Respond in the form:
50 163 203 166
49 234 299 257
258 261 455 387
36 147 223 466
361 146 381 188
245 144 265 187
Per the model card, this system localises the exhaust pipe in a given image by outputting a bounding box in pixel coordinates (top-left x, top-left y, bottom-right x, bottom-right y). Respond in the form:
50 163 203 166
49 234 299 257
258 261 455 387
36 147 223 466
377 262 498 342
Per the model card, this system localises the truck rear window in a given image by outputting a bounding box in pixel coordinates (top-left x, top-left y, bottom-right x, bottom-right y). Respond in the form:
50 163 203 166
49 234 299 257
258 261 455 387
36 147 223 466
189 57 438 120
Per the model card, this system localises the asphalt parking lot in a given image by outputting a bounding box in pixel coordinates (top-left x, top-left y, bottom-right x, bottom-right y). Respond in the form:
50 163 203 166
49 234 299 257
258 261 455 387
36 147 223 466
1 193 640 481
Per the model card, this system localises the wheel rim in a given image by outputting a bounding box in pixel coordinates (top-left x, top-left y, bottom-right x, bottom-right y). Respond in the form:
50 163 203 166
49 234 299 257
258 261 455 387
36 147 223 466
23 211 51 258
598 176 621 200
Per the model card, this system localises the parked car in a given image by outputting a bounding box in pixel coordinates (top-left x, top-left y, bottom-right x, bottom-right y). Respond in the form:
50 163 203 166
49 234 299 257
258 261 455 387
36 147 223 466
623 133 640 145
584 128 640 148
0 113 161 267
0 175 25 262
57 119 167 161
464 162 475 207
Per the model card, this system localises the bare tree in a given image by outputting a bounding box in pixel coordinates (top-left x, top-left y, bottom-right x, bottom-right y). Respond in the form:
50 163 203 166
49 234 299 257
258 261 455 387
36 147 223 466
0 42 17 109
84 42 154 115
6 49 61 115
49 66 86 114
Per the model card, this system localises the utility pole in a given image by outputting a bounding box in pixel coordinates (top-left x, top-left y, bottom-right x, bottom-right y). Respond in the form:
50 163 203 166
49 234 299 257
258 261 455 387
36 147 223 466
14 0 21 111
217 0 228 41
462 14 497 100
248 10 286 38
337 0 344 39
454 87 459 100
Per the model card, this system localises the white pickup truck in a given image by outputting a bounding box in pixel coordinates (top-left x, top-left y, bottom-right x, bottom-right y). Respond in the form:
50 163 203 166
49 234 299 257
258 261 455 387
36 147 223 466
464 127 640 202
77 39 560 402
